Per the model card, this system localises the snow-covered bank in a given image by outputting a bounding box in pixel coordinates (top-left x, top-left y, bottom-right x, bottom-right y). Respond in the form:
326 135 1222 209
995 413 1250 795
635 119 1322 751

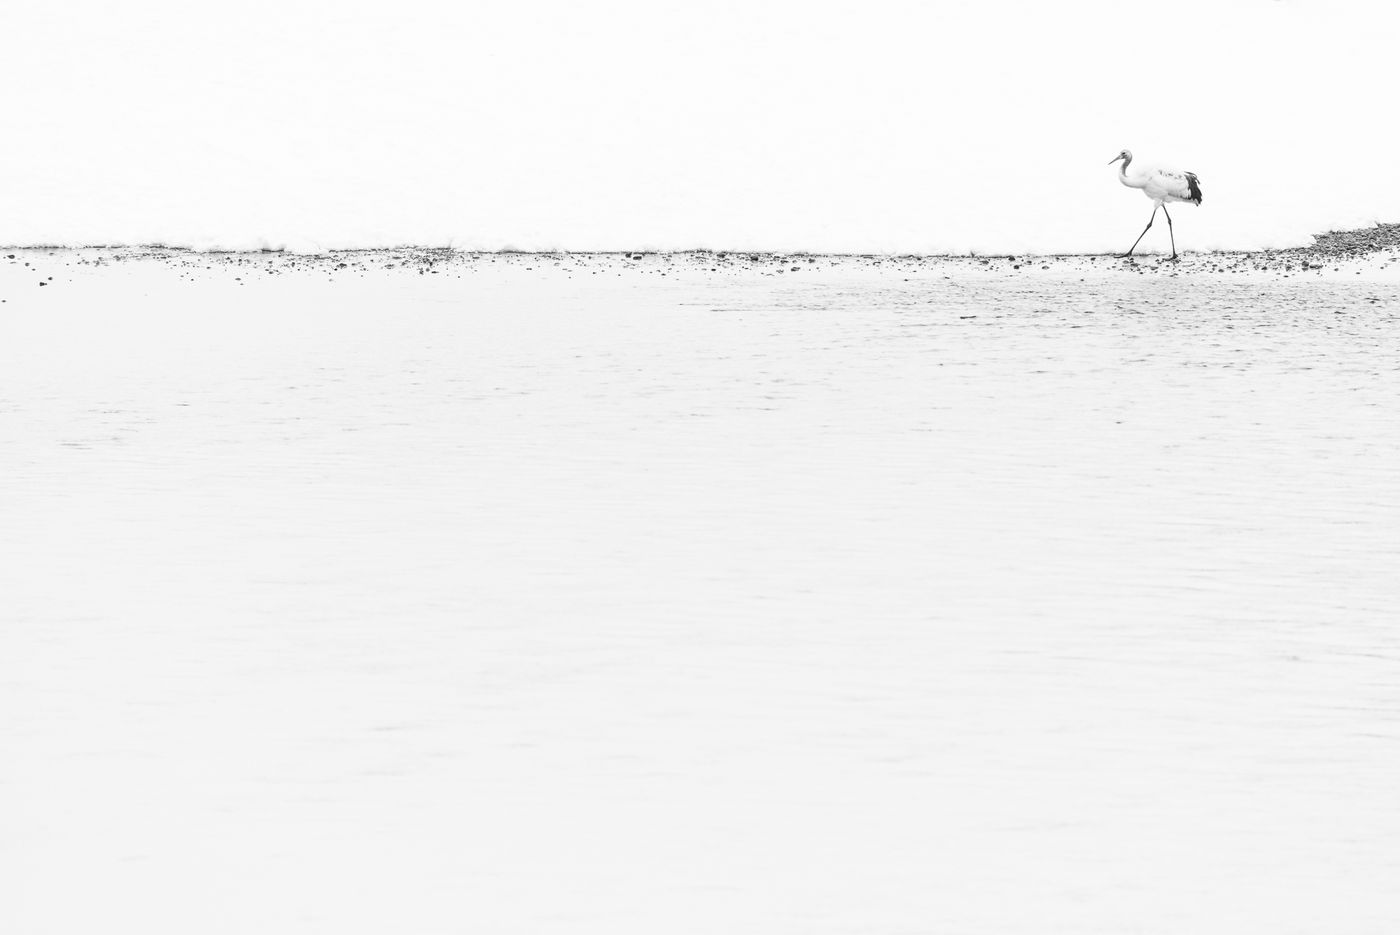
5 257 1399 935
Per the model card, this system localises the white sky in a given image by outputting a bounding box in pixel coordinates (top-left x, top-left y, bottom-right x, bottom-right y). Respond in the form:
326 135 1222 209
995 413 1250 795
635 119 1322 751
2 0 1396 252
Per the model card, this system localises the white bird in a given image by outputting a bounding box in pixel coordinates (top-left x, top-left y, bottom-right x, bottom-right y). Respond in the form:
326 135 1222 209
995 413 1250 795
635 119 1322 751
1108 149 1203 260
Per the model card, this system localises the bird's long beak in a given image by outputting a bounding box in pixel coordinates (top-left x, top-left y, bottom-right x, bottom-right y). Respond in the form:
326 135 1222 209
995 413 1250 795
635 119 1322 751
1107 155 1122 165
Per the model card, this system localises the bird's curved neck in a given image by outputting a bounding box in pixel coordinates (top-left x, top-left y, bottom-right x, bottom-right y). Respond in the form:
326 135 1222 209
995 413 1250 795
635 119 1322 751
1117 156 1144 189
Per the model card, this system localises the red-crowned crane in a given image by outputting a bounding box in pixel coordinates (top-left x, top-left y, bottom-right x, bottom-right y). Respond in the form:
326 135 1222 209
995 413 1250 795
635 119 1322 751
1108 149 1202 260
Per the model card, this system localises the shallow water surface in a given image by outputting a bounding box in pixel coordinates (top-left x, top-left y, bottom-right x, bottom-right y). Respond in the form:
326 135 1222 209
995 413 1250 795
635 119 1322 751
4 261 1400 934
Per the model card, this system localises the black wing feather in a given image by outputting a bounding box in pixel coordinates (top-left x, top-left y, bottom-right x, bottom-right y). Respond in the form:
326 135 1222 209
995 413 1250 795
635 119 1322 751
1185 172 1202 205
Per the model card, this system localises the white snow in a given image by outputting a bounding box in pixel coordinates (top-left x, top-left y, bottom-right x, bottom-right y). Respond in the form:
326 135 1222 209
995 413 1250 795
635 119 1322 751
2 0 1398 254
4 254 1399 933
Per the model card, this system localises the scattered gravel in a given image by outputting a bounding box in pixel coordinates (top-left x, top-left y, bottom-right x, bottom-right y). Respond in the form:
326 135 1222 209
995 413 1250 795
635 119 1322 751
1289 222 1400 259
6 223 1399 285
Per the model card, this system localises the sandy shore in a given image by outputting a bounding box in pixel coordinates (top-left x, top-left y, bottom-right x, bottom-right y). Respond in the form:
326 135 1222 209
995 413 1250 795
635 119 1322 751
4 223 1400 293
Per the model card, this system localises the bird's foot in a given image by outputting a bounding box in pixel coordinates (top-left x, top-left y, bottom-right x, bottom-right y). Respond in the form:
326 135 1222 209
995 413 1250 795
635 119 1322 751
1167 254 1180 262
1115 252 1135 260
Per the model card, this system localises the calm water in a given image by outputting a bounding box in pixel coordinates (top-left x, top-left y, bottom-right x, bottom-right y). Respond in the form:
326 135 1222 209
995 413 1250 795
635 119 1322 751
5 259 1400 934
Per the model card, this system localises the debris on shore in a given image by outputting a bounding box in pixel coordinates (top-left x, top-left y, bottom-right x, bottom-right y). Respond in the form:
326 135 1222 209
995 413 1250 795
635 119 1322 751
1291 222 1400 260
6 223 1399 283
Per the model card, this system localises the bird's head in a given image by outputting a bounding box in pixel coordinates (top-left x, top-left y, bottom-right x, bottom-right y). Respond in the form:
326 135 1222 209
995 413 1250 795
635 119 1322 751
1108 149 1132 166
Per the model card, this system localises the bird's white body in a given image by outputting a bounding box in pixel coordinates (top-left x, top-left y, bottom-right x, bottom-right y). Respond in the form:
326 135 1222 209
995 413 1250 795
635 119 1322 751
1116 158 1202 207
1108 149 1202 258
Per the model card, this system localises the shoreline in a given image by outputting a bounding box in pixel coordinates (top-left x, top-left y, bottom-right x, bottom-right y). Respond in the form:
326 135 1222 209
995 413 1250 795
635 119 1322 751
4 222 1398 261
4 223 1399 285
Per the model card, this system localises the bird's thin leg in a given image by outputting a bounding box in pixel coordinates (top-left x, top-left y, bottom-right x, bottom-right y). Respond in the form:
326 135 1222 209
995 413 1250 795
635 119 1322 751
1162 205 1177 259
1118 205 1158 258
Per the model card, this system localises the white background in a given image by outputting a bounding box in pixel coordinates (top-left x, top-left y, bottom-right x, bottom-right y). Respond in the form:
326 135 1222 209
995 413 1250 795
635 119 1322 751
2 0 1396 253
